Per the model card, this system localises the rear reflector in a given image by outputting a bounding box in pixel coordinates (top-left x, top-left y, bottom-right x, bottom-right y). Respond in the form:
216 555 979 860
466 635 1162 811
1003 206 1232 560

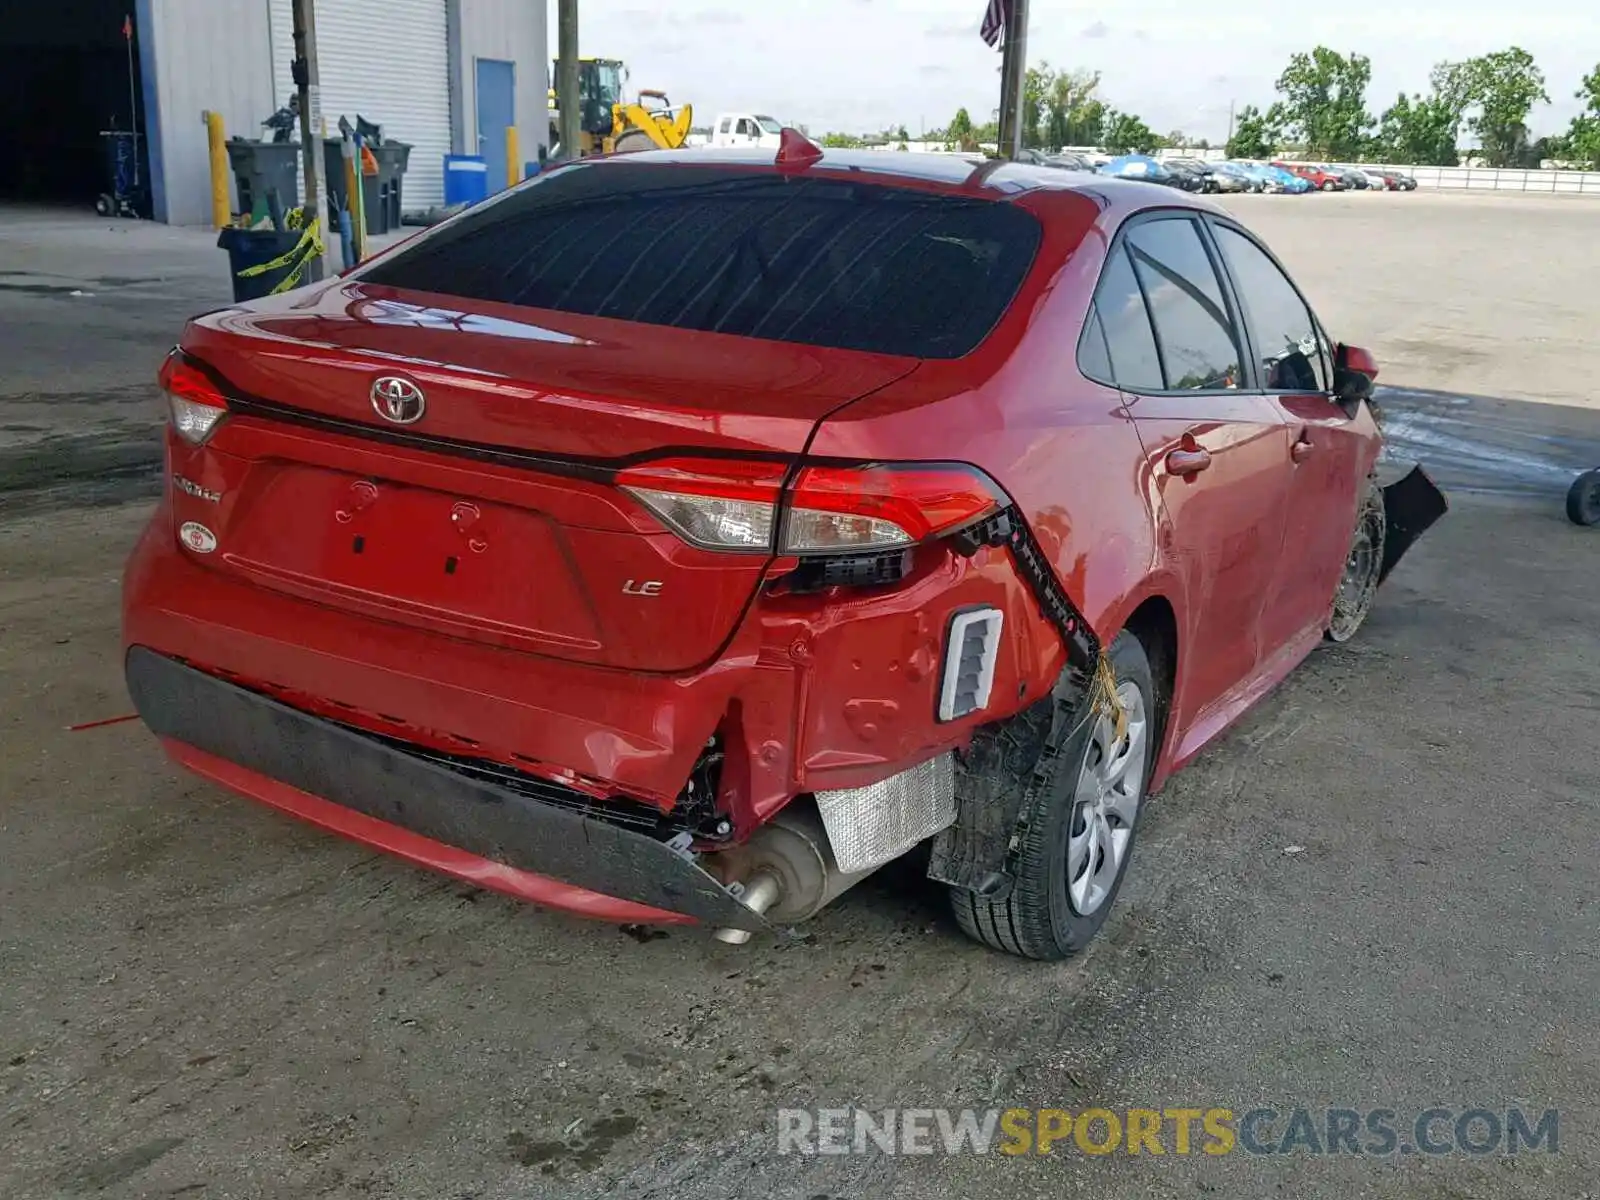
938 607 1004 721
617 457 1005 556
159 352 228 446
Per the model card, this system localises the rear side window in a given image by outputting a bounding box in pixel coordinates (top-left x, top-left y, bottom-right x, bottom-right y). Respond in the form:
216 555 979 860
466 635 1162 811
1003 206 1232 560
362 163 1042 358
1081 246 1163 390
1124 217 1241 390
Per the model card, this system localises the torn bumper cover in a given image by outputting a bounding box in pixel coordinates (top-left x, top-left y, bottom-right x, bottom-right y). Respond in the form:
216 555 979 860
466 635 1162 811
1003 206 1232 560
124 647 771 931
1380 464 1449 583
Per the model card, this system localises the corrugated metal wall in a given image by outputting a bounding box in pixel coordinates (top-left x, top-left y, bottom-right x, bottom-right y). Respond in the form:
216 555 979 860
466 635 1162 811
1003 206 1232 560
146 0 275 225
268 0 452 209
146 0 544 224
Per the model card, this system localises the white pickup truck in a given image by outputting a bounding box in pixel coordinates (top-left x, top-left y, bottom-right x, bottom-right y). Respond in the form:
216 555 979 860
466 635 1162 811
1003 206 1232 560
708 112 785 149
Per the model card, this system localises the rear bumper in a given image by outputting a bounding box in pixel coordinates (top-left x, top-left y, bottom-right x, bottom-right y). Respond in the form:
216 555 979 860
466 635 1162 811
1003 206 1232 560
127 647 771 931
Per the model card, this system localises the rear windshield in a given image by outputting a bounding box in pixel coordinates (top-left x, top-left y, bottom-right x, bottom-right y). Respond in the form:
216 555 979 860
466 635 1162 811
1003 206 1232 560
359 162 1042 358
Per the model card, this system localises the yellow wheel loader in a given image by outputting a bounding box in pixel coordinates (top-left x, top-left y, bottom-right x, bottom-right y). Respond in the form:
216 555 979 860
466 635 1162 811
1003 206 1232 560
547 58 693 158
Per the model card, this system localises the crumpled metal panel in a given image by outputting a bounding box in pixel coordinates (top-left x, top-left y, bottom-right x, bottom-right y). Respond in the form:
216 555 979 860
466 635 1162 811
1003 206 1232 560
815 753 957 874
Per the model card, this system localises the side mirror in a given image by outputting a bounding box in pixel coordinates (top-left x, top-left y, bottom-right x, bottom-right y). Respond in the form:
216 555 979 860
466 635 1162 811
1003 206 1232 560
1333 342 1378 405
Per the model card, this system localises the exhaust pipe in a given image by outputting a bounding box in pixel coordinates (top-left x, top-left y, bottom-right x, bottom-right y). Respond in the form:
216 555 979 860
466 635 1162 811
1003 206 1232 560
708 803 879 944
711 872 781 945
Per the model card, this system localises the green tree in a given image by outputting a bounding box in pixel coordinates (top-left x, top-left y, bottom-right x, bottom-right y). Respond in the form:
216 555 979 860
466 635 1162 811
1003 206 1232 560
1563 63 1600 167
895 124 911 142
1274 47 1374 159
1226 103 1282 158
1045 67 1106 148
1022 64 1051 149
820 132 863 148
1102 110 1159 155
1374 75 1466 166
947 106 976 151
1462 47 1547 166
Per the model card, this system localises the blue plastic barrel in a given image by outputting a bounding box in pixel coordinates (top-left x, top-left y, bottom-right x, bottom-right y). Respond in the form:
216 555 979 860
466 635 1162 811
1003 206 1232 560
443 155 490 206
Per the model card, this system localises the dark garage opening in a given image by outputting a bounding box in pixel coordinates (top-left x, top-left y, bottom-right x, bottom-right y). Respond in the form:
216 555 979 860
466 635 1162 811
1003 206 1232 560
0 0 151 214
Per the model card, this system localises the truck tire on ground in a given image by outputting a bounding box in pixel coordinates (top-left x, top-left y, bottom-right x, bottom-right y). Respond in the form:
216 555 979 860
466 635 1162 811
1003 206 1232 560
611 130 657 154
952 630 1156 960
1566 469 1600 526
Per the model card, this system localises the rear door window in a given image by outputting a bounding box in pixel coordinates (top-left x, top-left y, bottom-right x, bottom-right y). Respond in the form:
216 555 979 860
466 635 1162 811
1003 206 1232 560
1124 217 1242 390
360 163 1042 359
1211 224 1330 391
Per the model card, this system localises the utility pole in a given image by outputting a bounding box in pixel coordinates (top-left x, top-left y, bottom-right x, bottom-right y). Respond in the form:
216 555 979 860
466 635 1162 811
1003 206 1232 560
996 0 1030 160
555 0 580 161
290 0 330 280
1227 99 1236 149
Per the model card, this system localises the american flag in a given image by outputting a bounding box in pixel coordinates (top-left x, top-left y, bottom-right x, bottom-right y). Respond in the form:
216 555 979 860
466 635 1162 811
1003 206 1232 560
980 0 1011 48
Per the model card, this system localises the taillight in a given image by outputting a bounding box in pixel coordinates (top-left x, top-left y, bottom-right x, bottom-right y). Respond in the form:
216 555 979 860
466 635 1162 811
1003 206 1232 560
158 352 228 446
785 464 1003 552
617 457 1005 556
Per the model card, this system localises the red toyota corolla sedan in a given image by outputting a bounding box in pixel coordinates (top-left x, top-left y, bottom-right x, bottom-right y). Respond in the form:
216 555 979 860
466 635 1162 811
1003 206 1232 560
123 136 1441 959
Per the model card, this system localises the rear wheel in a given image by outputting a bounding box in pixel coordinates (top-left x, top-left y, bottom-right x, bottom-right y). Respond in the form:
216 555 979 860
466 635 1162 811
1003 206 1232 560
951 631 1156 960
611 129 657 154
1326 476 1386 642
1321 180 1336 191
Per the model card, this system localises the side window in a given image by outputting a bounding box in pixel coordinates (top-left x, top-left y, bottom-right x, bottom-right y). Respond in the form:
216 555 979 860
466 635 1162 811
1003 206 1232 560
1124 217 1242 390
737 118 754 136
719 117 732 134
1082 244 1163 390
1076 306 1113 383
1212 225 1329 391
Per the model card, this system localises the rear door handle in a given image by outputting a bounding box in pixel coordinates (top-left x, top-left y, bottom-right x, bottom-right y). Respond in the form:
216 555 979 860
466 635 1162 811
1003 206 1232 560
1165 447 1212 476
1291 434 1314 463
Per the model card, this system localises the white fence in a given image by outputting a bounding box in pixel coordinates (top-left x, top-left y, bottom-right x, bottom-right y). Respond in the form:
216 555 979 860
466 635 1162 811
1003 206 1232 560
1373 164 1600 193
1152 150 1600 195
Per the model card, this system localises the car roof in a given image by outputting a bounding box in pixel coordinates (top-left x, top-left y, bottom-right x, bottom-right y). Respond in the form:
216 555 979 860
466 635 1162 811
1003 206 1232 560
567 146 1222 214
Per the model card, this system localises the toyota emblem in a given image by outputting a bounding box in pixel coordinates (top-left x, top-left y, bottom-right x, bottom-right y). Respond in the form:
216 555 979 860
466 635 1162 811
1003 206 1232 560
371 376 426 425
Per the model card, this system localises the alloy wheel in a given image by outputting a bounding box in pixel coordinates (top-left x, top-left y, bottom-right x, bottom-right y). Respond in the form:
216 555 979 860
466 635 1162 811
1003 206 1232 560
1067 682 1147 915
1328 486 1386 642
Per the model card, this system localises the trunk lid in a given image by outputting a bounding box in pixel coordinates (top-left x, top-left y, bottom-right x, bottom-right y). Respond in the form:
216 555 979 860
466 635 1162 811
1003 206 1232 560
178 282 918 673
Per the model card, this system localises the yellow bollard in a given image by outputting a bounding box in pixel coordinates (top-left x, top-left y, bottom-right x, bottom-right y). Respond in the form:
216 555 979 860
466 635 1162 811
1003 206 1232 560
204 110 230 228
506 126 521 187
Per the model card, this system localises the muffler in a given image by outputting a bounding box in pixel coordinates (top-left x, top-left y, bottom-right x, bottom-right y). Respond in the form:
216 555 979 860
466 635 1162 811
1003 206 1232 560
709 803 881 943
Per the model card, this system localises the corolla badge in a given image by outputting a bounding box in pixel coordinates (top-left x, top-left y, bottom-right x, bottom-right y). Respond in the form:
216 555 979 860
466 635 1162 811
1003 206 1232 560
371 375 426 425
179 522 217 554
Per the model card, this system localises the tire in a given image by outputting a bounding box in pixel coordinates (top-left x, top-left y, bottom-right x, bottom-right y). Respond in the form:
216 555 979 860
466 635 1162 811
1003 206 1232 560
1326 476 1386 643
1565 469 1600 526
611 129 657 154
95 195 113 216
1321 180 1336 191
951 631 1157 960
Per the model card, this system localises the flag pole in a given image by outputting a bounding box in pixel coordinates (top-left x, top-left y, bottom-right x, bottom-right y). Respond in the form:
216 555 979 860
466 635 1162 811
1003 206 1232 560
995 0 1030 160
124 15 139 185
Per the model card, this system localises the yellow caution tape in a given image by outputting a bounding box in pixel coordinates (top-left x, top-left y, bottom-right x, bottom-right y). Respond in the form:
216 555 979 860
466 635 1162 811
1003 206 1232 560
236 216 324 294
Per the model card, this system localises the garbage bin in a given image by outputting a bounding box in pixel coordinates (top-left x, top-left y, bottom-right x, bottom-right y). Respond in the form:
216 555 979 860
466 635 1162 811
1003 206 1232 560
226 140 301 225
216 226 321 302
323 138 411 235
365 141 410 234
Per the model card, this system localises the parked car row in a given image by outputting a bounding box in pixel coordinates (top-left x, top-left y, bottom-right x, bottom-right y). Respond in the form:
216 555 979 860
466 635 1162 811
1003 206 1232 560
1089 154 1417 194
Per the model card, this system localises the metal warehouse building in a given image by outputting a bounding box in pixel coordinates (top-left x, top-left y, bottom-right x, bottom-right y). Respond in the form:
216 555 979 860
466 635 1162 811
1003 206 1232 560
0 0 547 225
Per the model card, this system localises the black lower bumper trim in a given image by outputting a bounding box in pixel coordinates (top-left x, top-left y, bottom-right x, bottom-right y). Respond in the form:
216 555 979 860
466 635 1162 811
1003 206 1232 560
125 648 768 931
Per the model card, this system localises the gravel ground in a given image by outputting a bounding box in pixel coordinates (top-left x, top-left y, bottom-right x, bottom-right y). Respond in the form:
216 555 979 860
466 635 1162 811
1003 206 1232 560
2 192 1598 1199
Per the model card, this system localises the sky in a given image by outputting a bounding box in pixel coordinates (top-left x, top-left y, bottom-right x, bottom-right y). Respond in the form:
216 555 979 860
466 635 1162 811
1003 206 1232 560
547 0 1599 143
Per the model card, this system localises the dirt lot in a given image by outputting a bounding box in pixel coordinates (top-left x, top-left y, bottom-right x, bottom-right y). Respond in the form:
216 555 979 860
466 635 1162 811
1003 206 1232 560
3 193 1599 1199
